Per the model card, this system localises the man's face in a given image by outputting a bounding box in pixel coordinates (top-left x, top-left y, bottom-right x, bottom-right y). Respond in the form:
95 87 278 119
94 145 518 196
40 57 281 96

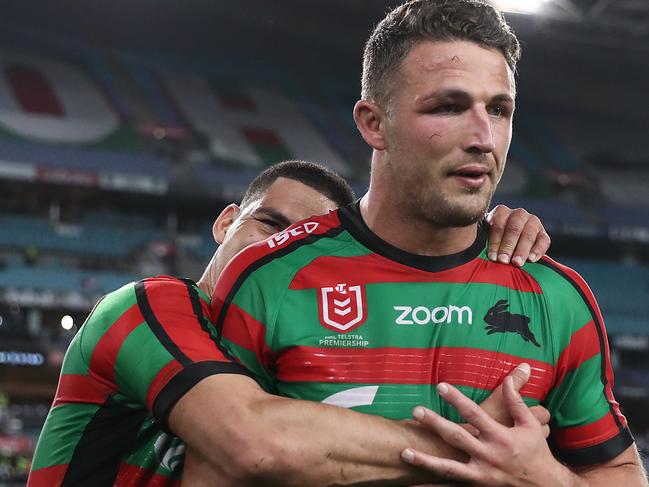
214 177 338 275
381 40 515 227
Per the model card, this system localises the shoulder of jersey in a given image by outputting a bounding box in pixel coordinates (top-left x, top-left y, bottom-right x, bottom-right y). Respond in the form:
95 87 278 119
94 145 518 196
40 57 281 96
535 255 589 287
104 275 191 304
222 209 343 276
138 275 190 292
532 255 599 309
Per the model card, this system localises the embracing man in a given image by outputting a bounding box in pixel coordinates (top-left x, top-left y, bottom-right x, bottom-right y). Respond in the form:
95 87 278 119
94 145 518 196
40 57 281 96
207 0 647 485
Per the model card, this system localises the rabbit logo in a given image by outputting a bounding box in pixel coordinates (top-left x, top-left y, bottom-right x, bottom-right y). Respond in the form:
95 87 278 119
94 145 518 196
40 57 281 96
483 299 540 347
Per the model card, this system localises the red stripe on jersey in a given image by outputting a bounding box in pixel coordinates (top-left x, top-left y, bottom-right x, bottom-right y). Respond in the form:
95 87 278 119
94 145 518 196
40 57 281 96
552 411 628 450
88 304 145 394
53 374 114 407
289 254 542 293
114 462 180 486
554 320 600 387
53 304 144 406
27 464 67 487
141 278 232 363
220 303 275 369
212 211 341 312
146 359 182 411
541 257 625 427
276 346 553 400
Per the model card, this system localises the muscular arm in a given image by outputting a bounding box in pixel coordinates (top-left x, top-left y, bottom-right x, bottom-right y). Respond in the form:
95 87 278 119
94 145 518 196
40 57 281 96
571 445 648 487
170 364 543 486
171 374 457 487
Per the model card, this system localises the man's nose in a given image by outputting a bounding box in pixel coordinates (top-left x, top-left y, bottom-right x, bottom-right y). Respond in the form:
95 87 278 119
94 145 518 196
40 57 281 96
464 106 496 154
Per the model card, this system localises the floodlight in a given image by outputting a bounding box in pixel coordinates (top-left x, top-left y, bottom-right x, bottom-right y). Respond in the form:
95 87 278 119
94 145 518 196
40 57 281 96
490 0 551 15
61 315 74 330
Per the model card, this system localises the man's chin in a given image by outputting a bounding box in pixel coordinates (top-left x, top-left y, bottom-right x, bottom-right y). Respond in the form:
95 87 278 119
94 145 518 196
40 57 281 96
436 210 485 228
422 196 491 228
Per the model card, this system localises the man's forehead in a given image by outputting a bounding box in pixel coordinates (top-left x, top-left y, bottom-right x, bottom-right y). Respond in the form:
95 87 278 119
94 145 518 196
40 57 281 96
404 40 515 95
243 177 337 223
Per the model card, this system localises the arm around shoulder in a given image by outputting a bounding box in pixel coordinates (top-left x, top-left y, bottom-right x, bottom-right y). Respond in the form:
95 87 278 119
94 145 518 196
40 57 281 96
169 373 297 485
169 373 465 486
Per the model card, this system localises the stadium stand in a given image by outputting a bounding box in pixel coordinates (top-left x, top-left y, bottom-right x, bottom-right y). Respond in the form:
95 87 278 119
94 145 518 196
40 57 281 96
565 259 649 334
0 17 647 481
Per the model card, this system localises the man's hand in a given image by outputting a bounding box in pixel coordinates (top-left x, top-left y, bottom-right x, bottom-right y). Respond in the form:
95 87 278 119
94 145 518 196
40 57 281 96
479 363 550 437
486 205 551 267
401 376 574 486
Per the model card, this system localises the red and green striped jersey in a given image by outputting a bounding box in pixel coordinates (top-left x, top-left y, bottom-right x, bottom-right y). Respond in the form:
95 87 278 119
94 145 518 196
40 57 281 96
212 202 633 467
29 276 251 487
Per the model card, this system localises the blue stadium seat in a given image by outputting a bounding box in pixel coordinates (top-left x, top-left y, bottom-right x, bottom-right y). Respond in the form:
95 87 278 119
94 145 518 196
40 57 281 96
563 258 649 334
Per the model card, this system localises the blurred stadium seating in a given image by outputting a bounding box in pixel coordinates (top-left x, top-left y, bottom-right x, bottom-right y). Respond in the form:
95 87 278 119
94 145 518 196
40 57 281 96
0 4 647 481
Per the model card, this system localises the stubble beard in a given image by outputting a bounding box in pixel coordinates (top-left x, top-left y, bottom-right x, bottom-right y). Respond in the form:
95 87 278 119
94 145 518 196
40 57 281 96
410 183 494 228
386 150 497 229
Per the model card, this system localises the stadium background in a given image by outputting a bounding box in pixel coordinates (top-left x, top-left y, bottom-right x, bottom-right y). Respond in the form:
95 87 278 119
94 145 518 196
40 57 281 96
0 0 647 483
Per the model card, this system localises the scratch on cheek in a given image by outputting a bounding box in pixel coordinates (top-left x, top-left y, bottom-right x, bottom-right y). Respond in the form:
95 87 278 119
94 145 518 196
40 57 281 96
452 55 460 62
429 133 442 140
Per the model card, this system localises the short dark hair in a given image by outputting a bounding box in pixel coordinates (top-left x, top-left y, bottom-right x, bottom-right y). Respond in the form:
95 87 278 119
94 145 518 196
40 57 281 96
240 160 355 209
362 0 521 105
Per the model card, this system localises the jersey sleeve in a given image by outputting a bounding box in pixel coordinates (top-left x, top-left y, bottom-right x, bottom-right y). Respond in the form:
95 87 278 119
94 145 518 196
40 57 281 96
133 277 255 426
540 259 633 466
211 256 280 393
87 277 254 430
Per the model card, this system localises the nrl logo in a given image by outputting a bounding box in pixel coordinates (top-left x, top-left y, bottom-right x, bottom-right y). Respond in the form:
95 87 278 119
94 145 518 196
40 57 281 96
318 283 367 333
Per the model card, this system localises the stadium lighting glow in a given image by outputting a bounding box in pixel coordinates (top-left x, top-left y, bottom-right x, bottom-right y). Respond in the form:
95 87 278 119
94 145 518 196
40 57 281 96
490 0 551 15
61 315 74 330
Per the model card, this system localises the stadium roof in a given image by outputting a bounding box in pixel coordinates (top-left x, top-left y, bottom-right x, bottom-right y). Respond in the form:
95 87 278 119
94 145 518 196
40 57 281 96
3 0 649 61
1 0 647 122
502 0 649 53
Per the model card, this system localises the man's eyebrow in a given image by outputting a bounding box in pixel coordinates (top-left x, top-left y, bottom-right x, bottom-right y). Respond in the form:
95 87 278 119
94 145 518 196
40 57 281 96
420 90 515 103
254 206 293 228
491 94 515 104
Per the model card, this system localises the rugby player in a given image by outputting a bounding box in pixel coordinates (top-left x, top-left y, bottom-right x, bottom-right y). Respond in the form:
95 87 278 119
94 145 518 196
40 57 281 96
29 160 552 486
209 1 648 486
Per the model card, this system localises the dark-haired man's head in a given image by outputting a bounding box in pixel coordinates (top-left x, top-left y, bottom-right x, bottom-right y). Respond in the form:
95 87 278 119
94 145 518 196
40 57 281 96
240 160 355 210
361 0 520 107
209 160 354 279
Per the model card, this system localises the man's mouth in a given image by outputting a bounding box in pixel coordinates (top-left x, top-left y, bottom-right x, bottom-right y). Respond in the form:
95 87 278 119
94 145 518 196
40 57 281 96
447 165 491 188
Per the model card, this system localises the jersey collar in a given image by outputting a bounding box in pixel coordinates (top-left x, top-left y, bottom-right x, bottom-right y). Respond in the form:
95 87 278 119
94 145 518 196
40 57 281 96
338 200 487 273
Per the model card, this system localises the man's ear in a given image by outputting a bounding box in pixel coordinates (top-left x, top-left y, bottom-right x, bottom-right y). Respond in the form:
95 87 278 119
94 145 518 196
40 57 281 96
212 204 240 244
353 99 387 151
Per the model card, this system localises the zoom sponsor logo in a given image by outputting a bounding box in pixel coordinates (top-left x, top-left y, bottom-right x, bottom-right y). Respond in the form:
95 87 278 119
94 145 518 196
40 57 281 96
394 305 473 325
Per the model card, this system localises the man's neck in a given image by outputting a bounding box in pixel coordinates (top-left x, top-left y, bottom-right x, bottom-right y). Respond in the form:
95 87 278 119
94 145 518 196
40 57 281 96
359 191 479 257
197 251 220 299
